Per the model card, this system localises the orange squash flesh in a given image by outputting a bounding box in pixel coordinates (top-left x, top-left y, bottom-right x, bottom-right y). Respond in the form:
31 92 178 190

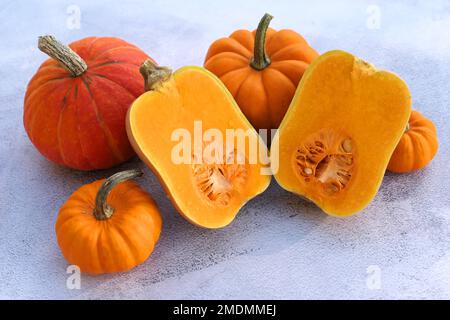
127 65 271 228
271 50 411 216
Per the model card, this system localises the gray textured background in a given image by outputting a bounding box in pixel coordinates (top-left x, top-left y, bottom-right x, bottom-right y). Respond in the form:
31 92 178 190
1 0 449 299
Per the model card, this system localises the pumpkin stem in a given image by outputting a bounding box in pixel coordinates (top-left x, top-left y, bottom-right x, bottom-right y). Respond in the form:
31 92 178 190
250 13 273 71
140 59 172 92
38 35 87 77
93 169 144 220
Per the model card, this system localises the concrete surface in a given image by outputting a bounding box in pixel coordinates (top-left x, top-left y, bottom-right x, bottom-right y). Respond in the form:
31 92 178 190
1 0 449 299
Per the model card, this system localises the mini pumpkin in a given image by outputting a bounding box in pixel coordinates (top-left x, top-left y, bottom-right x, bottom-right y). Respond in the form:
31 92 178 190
55 169 162 274
24 35 151 170
388 110 438 173
204 13 319 130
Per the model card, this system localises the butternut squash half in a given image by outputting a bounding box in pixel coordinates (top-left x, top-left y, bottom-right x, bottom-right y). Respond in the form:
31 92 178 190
127 61 271 228
271 50 411 216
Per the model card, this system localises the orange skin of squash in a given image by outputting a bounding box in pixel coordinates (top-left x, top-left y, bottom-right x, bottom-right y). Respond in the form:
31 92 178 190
204 27 318 130
24 37 150 170
55 178 162 275
271 50 411 216
127 65 271 229
388 110 438 173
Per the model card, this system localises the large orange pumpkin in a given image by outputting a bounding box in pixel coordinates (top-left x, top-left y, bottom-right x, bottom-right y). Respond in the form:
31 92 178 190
24 35 150 170
388 110 438 173
204 13 319 130
55 169 162 274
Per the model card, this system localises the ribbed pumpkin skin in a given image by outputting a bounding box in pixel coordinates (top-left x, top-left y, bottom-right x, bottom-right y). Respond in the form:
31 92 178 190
55 179 162 274
24 37 150 170
204 28 318 130
388 110 438 173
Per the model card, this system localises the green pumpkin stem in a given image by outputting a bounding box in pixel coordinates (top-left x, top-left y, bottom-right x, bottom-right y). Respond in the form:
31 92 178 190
140 59 172 92
38 35 87 77
93 169 143 220
250 13 273 70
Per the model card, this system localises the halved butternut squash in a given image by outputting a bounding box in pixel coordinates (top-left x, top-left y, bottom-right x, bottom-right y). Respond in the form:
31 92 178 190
271 50 411 216
127 60 271 228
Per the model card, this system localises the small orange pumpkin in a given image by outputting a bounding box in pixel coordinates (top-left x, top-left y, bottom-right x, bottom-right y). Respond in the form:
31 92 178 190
24 36 150 170
204 13 319 130
388 110 438 173
55 169 162 274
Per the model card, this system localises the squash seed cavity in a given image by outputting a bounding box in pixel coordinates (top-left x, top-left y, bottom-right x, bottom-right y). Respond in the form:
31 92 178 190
294 129 354 195
192 146 247 206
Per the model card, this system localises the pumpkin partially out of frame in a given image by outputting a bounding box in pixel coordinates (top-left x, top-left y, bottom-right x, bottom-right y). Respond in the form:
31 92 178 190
388 110 438 173
55 170 162 275
271 50 411 216
205 13 319 130
24 36 150 170
127 60 271 229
